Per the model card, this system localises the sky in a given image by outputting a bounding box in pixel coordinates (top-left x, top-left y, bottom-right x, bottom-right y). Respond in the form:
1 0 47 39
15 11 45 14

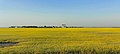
0 0 120 27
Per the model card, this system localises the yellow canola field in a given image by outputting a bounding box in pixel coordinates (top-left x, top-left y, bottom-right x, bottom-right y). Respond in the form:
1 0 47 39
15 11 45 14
0 28 120 54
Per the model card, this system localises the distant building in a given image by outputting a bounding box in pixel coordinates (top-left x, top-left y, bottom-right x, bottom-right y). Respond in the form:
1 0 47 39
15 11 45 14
62 24 67 28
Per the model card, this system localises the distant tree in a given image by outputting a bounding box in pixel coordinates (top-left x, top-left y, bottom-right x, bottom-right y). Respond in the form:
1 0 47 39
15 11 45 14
9 26 16 28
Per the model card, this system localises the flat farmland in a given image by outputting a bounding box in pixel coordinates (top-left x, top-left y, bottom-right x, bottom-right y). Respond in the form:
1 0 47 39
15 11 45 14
0 28 120 54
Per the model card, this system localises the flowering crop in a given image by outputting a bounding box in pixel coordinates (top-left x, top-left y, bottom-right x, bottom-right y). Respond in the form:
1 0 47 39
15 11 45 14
0 28 120 54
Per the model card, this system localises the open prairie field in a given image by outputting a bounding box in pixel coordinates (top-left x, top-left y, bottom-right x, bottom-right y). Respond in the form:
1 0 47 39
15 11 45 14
0 28 120 54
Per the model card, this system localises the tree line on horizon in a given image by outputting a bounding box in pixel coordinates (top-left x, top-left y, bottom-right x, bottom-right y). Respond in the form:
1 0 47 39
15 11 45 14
9 25 84 28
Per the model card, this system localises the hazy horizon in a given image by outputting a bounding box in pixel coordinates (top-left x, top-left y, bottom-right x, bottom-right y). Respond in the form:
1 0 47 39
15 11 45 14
0 0 120 27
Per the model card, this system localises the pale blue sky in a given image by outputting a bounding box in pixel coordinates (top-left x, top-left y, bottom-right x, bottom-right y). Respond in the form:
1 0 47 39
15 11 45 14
0 0 120 27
